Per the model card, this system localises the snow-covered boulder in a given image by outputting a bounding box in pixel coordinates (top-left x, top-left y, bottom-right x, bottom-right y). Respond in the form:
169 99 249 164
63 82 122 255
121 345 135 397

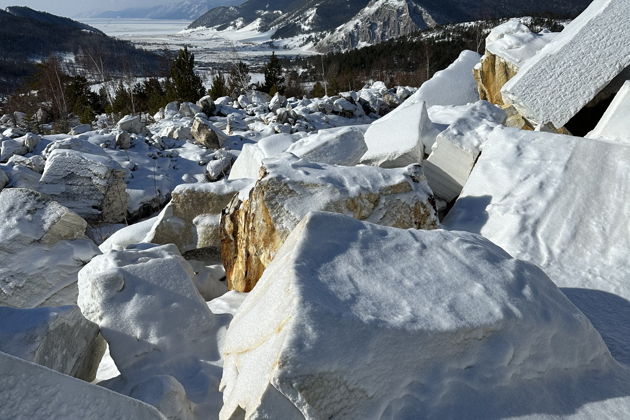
269 93 287 112
70 124 93 135
444 126 630 362
117 115 146 134
145 179 253 253
0 351 166 420
0 305 105 381
0 188 99 308
361 100 439 167
39 149 127 224
0 188 87 247
285 125 368 166
98 216 157 253
206 155 233 182
0 138 27 163
220 211 624 419
115 131 131 149
401 50 481 109
179 102 201 118
191 115 225 149
501 0 630 128
444 125 630 296
587 80 630 144
221 156 438 291
78 244 231 419
228 133 298 180
474 19 557 106
424 101 507 202
197 95 216 116
18 132 41 152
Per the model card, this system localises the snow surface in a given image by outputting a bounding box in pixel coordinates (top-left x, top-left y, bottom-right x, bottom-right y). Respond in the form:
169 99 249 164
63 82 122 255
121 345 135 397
99 216 158 253
397 50 480 109
361 100 439 166
501 0 630 127
254 155 436 233
445 126 630 364
485 18 557 67
220 211 630 419
587 80 630 144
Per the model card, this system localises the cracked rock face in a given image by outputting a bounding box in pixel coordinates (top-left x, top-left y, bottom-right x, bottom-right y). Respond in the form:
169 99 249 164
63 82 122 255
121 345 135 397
221 156 438 292
473 52 519 107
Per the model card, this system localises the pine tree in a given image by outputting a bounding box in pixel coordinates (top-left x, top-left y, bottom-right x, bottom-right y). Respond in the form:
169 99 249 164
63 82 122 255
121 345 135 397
227 61 250 98
262 52 285 94
168 46 205 103
209 73 228 99
311 81 325 98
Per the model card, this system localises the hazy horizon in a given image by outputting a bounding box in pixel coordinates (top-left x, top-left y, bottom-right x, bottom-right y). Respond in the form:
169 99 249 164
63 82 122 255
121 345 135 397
0 0 189 17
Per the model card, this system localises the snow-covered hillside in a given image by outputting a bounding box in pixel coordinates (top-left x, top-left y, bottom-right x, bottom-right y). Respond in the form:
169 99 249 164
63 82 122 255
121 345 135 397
2 1 630 419
87 0 244 20
190 0 592 51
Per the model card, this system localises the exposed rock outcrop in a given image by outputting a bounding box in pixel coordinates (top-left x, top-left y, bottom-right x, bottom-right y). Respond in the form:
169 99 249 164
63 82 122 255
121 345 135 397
221 156 438 292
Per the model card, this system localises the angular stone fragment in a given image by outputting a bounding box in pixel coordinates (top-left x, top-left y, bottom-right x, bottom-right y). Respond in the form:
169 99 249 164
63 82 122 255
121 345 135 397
423 101 506 202
0 305 105 381
361 100 439 167
39 149 128 224
221 156 438 291
0 351 166 420
145 179 254 253
191 115 225 149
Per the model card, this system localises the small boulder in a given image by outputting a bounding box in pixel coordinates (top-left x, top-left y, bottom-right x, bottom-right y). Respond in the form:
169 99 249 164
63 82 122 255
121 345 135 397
117 115 146 135
179 102 202 118
145 179 254 253
197 95 216 116
39 149 128 224
70 124 92 135
285 125 368 166
0 351 165 420
0 305 105 381
191 116 225 149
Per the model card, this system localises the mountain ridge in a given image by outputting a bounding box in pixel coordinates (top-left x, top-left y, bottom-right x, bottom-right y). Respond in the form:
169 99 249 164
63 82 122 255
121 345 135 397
190 0 591 51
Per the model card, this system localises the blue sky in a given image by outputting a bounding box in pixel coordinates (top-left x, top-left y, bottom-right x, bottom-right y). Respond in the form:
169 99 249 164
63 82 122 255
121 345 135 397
0 0 171 17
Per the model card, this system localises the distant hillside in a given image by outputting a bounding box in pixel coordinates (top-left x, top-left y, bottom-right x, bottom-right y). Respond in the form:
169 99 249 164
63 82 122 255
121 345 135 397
0 7 167 94
89 0 243 20
190 0 590 51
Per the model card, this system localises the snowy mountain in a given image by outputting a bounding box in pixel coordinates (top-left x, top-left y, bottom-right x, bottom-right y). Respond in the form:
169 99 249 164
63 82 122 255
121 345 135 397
190 0 591 51
89 0 243 20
